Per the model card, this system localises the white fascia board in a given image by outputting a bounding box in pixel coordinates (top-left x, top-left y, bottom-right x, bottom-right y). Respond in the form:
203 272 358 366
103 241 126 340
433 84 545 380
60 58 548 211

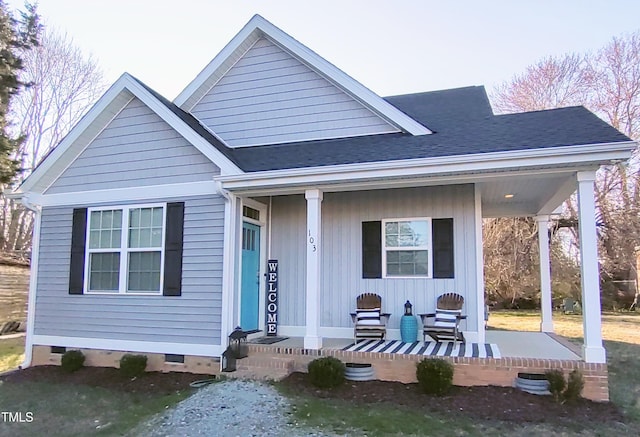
123 75 242 176
16 75 136 195
24 180 219 208
32 335 224 357
217 141 636 192
174 14 430 136
174 17 262 108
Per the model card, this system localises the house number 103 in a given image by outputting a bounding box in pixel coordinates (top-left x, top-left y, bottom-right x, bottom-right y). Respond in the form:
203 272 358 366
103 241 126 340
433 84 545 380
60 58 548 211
308 230 317 252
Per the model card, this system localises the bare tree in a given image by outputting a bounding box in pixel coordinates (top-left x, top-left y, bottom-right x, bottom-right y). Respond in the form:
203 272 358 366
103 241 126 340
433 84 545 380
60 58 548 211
489 31 640 309
0 27 105 253
492 54 589 114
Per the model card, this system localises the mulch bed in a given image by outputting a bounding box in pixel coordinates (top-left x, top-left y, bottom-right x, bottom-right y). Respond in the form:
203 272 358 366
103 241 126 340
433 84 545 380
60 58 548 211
279 372 625 426
1 365 210 395
1 366 626 426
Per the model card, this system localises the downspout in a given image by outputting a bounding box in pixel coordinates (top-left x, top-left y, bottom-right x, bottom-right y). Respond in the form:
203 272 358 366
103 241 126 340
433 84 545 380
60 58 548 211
19 195 41 369
215 180 236 369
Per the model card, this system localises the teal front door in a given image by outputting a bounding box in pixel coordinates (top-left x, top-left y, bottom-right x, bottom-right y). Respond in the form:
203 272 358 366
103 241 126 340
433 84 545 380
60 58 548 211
241 221 260 331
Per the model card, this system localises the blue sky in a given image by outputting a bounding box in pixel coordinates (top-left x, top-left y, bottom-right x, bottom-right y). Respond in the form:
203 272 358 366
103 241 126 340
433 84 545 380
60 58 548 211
7 0 640 100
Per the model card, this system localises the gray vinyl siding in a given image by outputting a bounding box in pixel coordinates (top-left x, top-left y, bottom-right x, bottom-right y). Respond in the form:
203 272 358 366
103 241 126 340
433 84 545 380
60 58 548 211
270 185 479 331
34 195 224 345
191 37 398 147
46 98 220 194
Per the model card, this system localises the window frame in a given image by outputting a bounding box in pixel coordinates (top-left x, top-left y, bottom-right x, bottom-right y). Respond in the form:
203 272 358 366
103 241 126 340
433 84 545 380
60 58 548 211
84 203 167 295
382 217 433 279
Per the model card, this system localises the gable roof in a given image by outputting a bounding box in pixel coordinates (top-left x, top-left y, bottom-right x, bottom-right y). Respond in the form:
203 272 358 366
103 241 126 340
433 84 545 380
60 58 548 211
174 14 431 136
14 73 243 195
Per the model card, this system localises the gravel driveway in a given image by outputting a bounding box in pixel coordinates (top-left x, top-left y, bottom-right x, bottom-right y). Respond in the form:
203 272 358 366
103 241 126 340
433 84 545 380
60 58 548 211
134 379 339 437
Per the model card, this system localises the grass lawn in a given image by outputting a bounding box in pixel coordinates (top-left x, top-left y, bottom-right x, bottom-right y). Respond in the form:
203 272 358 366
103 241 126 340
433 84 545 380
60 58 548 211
0 336 25 372
0 378 192 437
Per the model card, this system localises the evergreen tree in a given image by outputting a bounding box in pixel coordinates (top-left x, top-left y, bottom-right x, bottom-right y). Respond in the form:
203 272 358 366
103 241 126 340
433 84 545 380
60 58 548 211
0 1 39 187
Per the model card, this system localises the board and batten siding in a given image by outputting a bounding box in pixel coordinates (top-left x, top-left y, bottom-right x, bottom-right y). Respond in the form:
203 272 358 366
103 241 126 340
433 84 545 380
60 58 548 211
191 37 398 147
34 196 225 345
270 185 480 332
46 97 220 194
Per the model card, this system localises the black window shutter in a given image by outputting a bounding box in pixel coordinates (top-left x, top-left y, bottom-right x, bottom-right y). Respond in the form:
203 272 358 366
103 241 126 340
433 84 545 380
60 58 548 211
362 221 382 279
69 208 87 294
432 218 454 278
163 202 185 296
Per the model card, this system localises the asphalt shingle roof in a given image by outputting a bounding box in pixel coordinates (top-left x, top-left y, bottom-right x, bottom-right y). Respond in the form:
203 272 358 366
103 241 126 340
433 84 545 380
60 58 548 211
138 78 631 173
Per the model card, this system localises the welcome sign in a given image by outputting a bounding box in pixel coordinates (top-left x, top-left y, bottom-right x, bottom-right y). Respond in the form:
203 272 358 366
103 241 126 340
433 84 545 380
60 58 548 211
266 259 278 336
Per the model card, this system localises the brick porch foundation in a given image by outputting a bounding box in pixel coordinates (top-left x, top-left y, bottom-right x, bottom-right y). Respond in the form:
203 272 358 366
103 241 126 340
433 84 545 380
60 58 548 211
29 343 609 402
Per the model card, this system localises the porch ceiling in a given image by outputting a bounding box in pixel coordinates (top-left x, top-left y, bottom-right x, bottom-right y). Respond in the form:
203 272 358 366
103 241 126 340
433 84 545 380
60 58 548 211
479 172 576 218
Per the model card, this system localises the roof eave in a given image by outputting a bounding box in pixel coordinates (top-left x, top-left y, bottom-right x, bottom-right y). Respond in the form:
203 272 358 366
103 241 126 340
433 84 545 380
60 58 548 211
216 140 636 194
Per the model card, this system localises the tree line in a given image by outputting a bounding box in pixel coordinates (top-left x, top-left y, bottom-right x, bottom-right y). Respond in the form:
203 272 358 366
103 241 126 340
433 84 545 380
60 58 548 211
487 31 640 309
0 1 104 258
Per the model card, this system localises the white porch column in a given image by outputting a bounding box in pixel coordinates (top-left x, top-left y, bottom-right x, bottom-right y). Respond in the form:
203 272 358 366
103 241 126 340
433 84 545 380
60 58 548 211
535 215 554 333
474 185 486 343
576 171 606 363
305 189 323 349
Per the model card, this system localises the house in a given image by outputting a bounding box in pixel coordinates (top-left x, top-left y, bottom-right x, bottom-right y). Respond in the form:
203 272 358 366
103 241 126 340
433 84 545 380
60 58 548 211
9 15 634 395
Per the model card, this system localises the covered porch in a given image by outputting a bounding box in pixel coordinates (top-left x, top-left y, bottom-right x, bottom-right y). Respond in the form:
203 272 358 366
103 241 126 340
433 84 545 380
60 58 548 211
216 155 617 367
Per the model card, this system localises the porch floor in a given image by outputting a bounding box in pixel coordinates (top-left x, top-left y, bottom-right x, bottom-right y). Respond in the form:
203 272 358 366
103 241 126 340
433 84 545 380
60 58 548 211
255 331 582 361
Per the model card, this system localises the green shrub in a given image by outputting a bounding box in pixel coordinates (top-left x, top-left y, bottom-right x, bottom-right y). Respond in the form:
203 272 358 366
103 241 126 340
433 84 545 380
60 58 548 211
119 354 148 378
545 368 584 403
545 369 566 402
564 369 584 402
60 350 85 373
416 358 454 395
307 357 345 388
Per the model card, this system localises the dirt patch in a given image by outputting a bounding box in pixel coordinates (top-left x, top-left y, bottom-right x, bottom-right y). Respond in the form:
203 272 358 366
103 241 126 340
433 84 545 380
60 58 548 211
279 372 624 426
1 365 213 395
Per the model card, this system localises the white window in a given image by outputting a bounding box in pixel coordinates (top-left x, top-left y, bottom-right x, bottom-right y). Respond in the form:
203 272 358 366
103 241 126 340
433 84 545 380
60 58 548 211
85 204 166 294
382 218 432 278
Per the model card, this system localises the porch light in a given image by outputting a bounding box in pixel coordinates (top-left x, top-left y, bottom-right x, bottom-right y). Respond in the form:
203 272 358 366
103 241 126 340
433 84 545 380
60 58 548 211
504 194 515 199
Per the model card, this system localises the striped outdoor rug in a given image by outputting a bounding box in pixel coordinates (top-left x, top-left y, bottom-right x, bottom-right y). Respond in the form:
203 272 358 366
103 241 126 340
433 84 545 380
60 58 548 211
342 339 501 359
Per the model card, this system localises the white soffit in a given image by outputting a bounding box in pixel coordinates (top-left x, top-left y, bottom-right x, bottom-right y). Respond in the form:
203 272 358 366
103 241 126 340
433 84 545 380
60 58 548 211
174 14 431 136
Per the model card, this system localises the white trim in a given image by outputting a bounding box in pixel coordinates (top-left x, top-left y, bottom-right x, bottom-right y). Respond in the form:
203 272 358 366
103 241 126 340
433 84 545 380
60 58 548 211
15 73 242 197
32 335 224 357
84 203 166 295
225 129 401 149
218 186 238 345
20 202 41 369
216 141 635 194
174 15 430 135
240 198 268 332
24 180 219 207
381 217 433 279
474 184 486 343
